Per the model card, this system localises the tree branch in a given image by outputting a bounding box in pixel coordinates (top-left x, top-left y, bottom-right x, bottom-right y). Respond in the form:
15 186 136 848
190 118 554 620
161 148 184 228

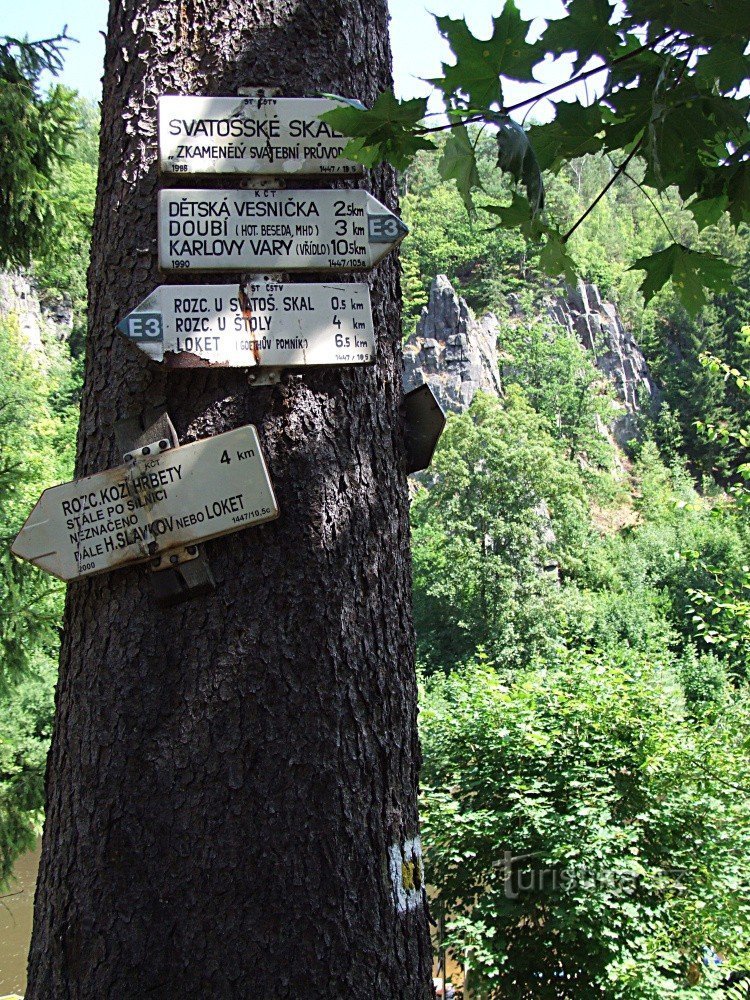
562 136 644 242
420 31 675 135
503 31 674 117
616 161 679 244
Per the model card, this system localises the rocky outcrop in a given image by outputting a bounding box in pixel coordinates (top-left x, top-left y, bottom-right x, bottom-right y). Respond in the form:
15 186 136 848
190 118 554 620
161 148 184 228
403 275 659 451
0 271 73 351
403 275 502 414
546 280 660 448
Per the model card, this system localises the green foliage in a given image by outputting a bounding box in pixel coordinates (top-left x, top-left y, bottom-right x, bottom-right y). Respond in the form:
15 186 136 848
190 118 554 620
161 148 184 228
543 0 624 72
538 233 578 286
411 355 750 994
399 136 531 319
431 2 540 106
0 29 70 83
0 655 56 886
678 645 728 720
652 402 685 465
320 90 434 171
501 317 616 468
527 102 606 174
0 30 83 892
438 124 481 216
684 537 750 674
638 308 748 485
400 136 750 491
675 352 750 671
0 315 75 888
399 251 428 329
630 245 735 314
421 653 750 997
324 1 750 314
0 31 79 268
0 315 74 686
31 96 98 355
412 392 593 673
576 444 750 662
386 17 750 991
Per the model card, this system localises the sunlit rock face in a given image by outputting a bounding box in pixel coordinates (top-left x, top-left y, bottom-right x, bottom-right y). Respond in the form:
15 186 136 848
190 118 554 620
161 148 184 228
545 280 661 448
404 275 660 450
403 275 502 414
0 270 73 353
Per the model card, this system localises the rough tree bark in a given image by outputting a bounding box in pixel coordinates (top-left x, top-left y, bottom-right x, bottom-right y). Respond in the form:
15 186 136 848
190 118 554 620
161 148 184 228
25 1 434 996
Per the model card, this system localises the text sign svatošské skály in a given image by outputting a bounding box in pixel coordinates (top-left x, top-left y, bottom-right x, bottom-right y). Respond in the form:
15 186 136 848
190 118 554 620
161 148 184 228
158 95 364 177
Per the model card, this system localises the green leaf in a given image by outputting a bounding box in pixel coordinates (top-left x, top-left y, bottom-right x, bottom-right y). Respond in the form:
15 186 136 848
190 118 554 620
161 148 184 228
695 40 750 92
601 72 659 155
643 88 749 198
629 244 736 314
337 136 382 169
688 196 729 231
527 102 604 173
607 38 662 92
319 90 434 172
482 191 534 230
495 118 544 215
688 152 750 228
539 234 578 285
540 0 624 73
726 161 750 227
625 0 750 44
438 124 481 216
432 1 540 109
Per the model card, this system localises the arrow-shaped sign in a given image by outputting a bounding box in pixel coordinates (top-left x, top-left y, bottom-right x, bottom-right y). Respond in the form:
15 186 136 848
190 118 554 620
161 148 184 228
11 426 278 582
117 281 375 368
158 188 408 273
158 95 365 177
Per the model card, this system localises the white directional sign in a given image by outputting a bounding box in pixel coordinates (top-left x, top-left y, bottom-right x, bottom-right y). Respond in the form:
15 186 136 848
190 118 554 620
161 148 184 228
158 188 408 273
117 281 375 368
158 95 364 177
11 426 278 582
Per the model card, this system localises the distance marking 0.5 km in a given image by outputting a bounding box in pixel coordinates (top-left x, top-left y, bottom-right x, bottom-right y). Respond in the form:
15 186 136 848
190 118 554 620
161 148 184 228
117 281 375 368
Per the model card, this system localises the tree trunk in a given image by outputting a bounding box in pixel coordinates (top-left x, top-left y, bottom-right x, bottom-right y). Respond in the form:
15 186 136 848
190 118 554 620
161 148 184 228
26 1 434 996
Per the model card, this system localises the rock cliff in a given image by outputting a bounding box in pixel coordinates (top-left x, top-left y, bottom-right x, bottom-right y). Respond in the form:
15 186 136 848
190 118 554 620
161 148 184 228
404 275 659 449
403 275 502 414
545 280 660 447
0 271 73 352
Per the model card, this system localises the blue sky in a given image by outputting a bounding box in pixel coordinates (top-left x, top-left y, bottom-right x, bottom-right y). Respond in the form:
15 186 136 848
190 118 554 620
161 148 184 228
2 0 568 112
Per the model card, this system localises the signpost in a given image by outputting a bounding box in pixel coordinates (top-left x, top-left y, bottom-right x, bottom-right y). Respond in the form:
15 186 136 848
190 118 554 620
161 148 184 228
158 188 408 272
11 91 427 599
117 281 375 367
11 426 278 581
158 95 364 177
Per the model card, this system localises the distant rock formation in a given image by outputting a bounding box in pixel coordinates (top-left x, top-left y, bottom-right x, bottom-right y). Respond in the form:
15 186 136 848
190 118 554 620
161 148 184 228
403 275 502 414
545 280 661 448
407 274 659 452
0 271 73 352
